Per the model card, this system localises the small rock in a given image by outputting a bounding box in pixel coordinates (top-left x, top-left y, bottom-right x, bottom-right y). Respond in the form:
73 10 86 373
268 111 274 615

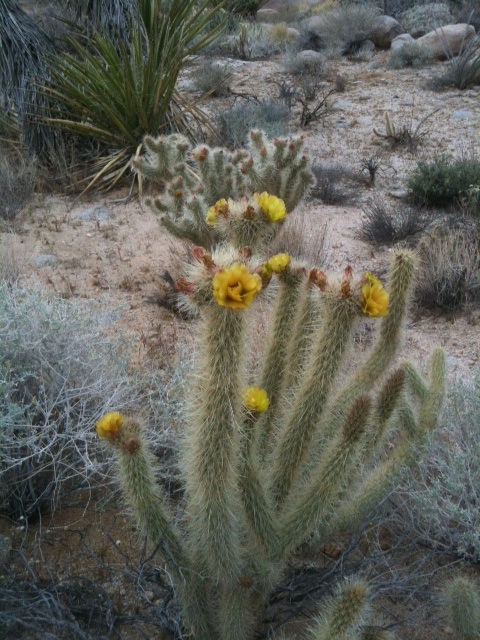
0 534 12 564
76 206 112 222
391 33 416 51
367 15 404 49
176 79 195 91
31 254 58 268
451 109 474 120
389 189 410 199
255 8 280 23
365 60 383 70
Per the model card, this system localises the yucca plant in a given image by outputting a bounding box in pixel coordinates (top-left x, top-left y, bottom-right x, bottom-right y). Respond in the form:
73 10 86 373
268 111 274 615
37 0 225 192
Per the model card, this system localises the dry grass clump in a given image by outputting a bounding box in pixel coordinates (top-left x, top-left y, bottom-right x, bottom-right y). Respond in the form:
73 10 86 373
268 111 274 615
359 199 431 245
217 100 291 149
193 60 232 97
0 153 36 221
310 164 363 206
415 224 480 311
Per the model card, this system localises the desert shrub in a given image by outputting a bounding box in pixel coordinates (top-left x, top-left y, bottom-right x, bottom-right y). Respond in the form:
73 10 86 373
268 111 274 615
0 154 36 221
415 225 480 310
396 3 452 37
299 3 381 57
408 154 480 207
399 370 480 561
359 199 431 244
429 42 480 90
310 164 362 205
282 50 328 76
387 42 434 68
0 284 183 519
217 100 290 149
193 60 232 96
463 183 480 217
210 0 268 16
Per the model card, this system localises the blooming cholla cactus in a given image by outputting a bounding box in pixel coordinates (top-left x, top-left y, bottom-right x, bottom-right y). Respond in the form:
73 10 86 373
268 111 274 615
98 138 445 639
133 130 314 250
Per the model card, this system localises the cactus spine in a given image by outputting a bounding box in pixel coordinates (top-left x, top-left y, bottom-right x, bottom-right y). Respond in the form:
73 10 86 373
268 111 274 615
445 577 480 640
95 132 447 639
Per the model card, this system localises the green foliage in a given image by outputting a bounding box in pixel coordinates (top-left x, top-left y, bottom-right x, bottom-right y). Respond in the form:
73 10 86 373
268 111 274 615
408 154 480 207
387 43 434 69
101 137 446 639
39 0 225 192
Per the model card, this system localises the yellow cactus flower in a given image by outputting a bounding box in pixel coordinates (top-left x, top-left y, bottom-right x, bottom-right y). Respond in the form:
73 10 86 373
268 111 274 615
206 198 229 226
254 192 287 222
213 263 262 309
96 411 124 438
242 387 269 413
361 273 389 317
266 253 291 273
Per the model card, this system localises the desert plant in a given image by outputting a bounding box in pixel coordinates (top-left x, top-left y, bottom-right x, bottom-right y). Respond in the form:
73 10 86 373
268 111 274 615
430 41 480 90
0 0 58 155
399 370 480 563
282 50 328 76
361 155 381 185
359 199 431 244
408 154 480 207
0 154 36 221
134 131 313 248
299 3 381 58
193 60 232 97
298 88 335 128
387 43 434 69
0 283 182 519
310 164 362 205
217 100 291 149
210 0 268 17
373 110 438 148
396 3 452 38
37 0 225 192
444 576 480 639
99 141 445 638
415 225 480 310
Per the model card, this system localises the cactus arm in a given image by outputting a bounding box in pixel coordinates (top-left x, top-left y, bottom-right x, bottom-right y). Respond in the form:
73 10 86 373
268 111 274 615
275 396 371 560
253 270 307 458
269 293 359 508
183 307 247 582
108 421 186 573
445 577 480 640
309 580 370 640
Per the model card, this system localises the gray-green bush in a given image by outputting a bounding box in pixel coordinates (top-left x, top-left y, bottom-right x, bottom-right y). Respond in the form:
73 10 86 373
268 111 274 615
387 43 434 69
396 3 451 37
400 370 480 561
0 284 183 518
217 100 291 149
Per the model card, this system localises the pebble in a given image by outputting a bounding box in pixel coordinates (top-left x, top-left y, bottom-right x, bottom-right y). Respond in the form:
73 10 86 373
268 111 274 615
31 254 58 267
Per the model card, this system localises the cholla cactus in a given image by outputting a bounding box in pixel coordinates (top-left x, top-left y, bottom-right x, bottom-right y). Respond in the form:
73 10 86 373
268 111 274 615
133 130 314 249
445 577 480 640
97 167 445 638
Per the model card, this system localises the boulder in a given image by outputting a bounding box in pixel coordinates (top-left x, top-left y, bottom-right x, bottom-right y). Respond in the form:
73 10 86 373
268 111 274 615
391 33 416 51
416 23 476 59
367 15 403 49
